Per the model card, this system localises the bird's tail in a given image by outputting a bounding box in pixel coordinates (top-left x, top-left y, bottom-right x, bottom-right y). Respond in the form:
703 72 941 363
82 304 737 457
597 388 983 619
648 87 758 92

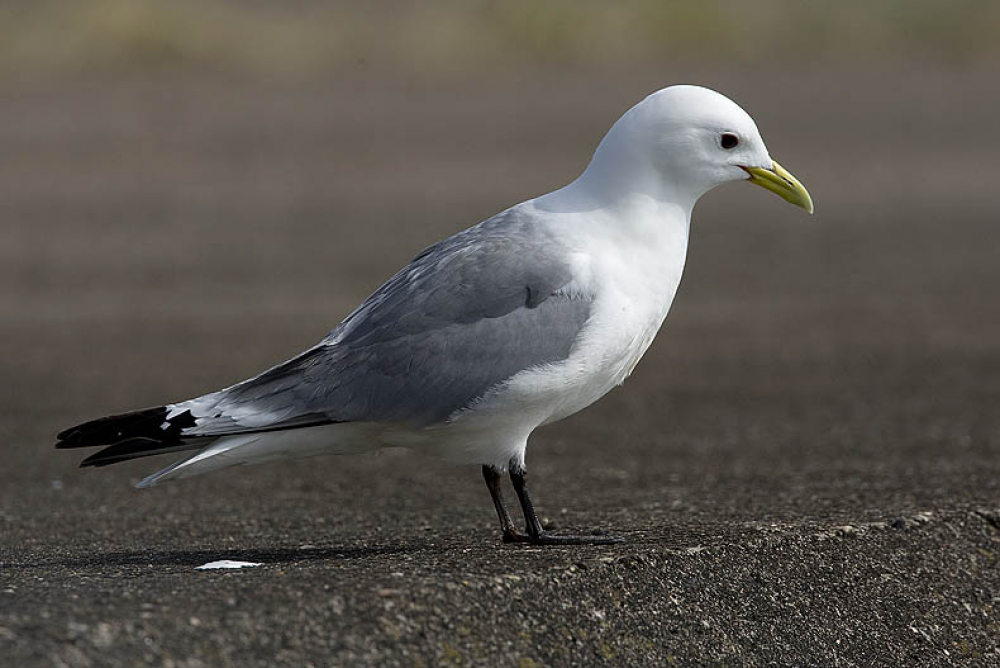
56 398 362 487
55 406 211 468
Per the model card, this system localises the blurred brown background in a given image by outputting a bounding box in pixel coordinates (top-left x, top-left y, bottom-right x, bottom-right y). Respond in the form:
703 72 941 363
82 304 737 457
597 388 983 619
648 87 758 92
2 2 999 666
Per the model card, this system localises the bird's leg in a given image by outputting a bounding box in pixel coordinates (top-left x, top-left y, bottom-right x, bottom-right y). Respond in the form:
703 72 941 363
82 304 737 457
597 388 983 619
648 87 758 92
508 461 623 545
482 465 530 543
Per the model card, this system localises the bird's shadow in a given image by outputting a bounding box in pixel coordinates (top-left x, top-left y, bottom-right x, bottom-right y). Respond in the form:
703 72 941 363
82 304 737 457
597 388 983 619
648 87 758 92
6 544 421 570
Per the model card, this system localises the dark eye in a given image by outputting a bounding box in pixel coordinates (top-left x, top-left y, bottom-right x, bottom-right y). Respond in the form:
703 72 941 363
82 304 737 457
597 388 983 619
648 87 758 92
720 133 739 150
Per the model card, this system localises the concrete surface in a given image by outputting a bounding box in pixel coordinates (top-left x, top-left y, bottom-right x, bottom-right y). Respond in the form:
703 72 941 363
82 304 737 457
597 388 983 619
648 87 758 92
1 65 999 666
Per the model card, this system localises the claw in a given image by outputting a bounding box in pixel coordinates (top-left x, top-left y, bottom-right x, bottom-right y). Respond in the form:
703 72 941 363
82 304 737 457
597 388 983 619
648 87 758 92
483 462 623 547
523 532 624 546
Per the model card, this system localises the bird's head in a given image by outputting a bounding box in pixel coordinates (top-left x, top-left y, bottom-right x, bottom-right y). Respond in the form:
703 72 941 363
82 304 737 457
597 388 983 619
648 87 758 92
584 85 813 214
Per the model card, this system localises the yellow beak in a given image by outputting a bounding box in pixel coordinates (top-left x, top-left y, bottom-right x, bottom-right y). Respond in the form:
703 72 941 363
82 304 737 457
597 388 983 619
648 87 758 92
743 160 814 214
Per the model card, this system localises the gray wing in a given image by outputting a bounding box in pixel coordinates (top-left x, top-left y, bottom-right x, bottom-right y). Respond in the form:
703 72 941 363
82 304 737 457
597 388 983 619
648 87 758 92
189 208 593 431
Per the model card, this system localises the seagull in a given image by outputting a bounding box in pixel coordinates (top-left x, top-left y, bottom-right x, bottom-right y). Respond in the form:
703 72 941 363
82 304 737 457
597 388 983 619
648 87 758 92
56 85 812 545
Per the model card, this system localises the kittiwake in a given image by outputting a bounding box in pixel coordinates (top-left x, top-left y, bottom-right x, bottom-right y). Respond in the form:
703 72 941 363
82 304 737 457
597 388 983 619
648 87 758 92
56 85 813 545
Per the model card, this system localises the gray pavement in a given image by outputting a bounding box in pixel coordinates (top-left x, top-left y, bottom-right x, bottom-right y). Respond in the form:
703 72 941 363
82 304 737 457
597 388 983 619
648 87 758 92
1 65 999 666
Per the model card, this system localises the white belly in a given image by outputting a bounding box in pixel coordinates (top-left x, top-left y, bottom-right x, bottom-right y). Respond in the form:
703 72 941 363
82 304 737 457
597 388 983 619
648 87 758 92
443 221 689 467
484 280 676 427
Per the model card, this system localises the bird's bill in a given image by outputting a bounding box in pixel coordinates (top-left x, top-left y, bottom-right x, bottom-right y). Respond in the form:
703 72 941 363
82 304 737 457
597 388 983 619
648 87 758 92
743 160 814 214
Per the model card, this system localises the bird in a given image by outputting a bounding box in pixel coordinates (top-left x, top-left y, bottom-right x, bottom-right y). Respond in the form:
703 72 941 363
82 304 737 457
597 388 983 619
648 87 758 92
56 85 813 545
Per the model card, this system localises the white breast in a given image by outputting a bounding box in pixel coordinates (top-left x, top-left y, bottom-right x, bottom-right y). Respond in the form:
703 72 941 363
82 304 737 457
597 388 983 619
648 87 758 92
459 201 691 432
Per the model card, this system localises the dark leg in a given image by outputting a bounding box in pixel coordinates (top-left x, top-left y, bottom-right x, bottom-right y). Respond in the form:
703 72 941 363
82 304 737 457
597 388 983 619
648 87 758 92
508 461 623 545
482 465 529 543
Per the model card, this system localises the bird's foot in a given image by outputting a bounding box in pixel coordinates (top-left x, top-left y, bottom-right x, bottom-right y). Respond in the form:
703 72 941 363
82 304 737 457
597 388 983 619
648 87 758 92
501 529 532 543
503 529 623 545
528 531 624 545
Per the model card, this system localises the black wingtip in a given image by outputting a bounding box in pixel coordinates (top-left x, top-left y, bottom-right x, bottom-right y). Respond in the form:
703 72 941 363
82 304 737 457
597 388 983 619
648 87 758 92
78 436 209 468
78 437 162 467
56 406 196 451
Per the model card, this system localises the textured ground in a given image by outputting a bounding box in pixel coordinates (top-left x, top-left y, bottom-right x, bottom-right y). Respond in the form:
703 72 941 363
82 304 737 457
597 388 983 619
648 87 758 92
1 64 999 666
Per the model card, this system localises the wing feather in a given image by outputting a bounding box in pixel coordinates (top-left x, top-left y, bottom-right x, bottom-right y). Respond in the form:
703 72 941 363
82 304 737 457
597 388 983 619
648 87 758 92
183 207 593 432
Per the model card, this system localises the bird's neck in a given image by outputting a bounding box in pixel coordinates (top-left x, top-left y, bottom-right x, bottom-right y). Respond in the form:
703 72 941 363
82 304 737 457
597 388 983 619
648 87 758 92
538 130 700 217
532 168 691 295
535 166 693 242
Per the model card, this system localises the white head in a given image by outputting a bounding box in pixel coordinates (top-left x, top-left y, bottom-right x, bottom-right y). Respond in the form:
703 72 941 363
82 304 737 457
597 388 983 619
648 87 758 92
573 85 812 214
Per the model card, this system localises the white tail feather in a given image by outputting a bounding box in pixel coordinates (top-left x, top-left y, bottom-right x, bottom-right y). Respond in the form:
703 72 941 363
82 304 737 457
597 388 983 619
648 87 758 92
136 423 382 487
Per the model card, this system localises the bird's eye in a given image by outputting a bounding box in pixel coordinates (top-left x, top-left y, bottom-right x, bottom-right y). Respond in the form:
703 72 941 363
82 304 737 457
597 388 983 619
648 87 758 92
720 133 739 150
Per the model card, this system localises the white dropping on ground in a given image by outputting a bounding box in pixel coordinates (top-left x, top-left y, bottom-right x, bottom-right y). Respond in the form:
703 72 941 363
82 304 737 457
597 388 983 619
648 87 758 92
195 560 262 570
